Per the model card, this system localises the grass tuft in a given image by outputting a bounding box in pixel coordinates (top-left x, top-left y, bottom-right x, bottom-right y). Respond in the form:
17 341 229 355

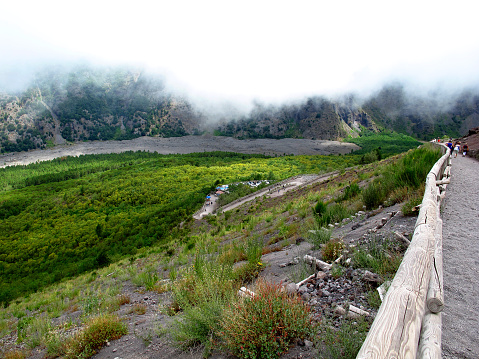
62 314 127 358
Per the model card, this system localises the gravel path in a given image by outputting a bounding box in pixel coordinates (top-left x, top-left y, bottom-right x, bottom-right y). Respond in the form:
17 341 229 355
442 155 479 358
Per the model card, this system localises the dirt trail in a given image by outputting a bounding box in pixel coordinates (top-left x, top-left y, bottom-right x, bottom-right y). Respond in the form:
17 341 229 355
441 155 479 358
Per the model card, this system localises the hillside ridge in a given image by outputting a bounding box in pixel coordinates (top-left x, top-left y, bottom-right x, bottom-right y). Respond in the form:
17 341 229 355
1 67 479 154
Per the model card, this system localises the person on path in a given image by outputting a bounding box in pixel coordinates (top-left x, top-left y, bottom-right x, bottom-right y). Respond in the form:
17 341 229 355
446 139 453 154
453 142 460 158
462 142 469 157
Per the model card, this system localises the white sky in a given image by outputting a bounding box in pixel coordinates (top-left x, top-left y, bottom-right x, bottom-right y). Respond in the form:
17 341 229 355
1 0 479 104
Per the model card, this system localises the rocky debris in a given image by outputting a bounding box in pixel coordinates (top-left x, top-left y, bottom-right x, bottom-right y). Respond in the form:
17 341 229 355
285 266 379 328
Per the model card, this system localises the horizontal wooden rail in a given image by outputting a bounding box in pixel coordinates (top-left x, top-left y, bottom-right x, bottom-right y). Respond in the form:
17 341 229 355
357 144 450 359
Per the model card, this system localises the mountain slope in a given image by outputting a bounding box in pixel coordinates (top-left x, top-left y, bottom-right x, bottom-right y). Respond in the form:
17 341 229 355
2 66 479 153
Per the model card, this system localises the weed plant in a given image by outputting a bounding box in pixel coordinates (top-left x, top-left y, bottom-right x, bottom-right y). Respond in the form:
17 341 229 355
309 227 332 249
169 250 237 349
352 237 402 277
337 183 361 202
61 314 127 358
220 280 315 359
288 258 316 284
318 317 370 359
322 238 345 262
401 185 425 216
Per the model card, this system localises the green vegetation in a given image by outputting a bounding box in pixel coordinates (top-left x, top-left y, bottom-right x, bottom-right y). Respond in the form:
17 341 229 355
361 144 441 210
168 237 313 358
318 317 370 359
221 280 314 359
59 314 127 358
0 150 363 305
0 140 443 358
347 130 421 158
352 236 403 278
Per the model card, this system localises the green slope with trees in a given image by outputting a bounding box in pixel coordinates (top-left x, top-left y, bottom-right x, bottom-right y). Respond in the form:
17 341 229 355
0 150 362 305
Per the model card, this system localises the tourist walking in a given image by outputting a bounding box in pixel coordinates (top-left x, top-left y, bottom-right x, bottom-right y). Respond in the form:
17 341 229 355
462 142 469 157
453 142 460 158
446 139 453 153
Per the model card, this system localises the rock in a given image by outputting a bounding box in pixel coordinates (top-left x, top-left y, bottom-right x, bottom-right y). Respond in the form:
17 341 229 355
322 290 331 297
334 306 346 315
351 223 361 230
302 292 311 301
298 285 308 294
285 283 298 294
316 271 327 280
304 340 314 348
363 270 382 284
347 311 360 319
381 217 388 225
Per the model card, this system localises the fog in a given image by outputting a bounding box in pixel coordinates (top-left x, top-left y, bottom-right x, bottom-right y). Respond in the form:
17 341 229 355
1 0 479 109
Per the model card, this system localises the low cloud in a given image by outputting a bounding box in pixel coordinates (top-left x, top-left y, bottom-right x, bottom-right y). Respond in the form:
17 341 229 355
1 1 478 110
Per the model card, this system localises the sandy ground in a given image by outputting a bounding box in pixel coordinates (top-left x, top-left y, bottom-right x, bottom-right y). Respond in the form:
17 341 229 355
442 155 479 358
0 136 359 168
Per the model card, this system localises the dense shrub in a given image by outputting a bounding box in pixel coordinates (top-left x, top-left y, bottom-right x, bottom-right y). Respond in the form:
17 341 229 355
220 280 315 359
362 182 386 210
362 145 441 210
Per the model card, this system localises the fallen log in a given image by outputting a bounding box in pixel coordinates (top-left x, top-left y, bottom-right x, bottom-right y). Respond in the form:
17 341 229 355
303 254 332 271
349 304 370 317
238 286 256 298
296 273 316 288
394 231 411 246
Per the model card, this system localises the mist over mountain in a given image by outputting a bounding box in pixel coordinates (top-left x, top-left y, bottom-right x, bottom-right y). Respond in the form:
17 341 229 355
1 66 479 153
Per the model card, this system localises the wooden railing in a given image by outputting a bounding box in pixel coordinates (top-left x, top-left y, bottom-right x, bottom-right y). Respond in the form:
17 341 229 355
357 144 450 359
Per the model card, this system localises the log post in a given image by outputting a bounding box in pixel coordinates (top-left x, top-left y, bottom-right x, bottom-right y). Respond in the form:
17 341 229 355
417 309 442 359
426 216 444 313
